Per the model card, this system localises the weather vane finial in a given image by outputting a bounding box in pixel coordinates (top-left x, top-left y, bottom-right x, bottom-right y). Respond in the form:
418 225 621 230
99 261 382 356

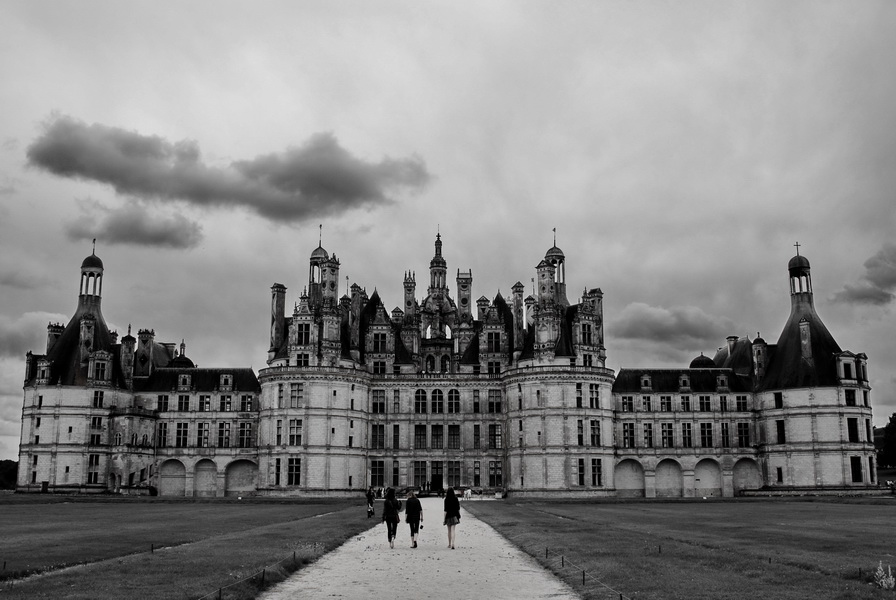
319 224 322 246
92 238 96 255
794 241 801 256
553 228 556 246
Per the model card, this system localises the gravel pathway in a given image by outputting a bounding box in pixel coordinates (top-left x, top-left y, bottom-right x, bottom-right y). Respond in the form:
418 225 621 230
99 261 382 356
258 497 581 599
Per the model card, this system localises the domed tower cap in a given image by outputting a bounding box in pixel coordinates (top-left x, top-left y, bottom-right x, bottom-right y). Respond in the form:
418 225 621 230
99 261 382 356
545 245 565 262
310 245 329 261
788 254 810 271
81 252 104 269
689 353 716 369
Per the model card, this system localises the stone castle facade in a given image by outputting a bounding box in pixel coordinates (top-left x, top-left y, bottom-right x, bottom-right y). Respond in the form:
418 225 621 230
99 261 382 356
17 235 877 497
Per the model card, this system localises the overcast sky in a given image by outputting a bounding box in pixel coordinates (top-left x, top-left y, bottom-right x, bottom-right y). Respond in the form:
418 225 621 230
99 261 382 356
1 1 895 461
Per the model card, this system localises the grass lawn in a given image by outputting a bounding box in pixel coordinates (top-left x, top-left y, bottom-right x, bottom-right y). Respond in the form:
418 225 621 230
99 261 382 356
464 497 896 600
0 494 377 600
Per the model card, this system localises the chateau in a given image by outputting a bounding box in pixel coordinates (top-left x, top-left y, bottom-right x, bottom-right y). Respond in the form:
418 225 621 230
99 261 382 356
17 235 877 497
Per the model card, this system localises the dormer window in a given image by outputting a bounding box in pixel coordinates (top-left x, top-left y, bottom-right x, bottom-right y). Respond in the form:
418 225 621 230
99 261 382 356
640 375 652 390
843 362 853 380
178 374 191 390
717 375 728 389
679 375 690 389
220 374 232 391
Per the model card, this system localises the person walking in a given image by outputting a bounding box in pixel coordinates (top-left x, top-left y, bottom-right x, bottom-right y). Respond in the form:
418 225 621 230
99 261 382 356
366 487 375 518
443 486 460 549
405 490 423 548
382 487 402 549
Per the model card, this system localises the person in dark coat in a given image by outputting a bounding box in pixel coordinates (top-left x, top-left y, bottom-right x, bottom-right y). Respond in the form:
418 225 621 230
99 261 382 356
404 490 423 548
381 487 402 548
366 487 375 518
443 487 460 549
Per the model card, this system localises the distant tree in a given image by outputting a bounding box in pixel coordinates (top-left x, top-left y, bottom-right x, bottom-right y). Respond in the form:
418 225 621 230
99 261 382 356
881 414 896 468
0 460 17 489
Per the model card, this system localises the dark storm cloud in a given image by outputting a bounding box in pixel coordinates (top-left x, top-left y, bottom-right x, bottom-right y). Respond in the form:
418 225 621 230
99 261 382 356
610 302 738 348
26 115 431 221
65 200 203 249
833 243 896 305
0 312 68 358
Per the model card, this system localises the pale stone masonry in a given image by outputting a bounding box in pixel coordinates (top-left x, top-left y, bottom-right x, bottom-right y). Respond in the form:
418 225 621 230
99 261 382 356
17 237 876 497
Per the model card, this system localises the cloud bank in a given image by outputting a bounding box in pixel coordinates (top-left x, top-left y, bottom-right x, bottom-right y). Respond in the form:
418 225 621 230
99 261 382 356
833 243 896 305
609 302 739 349
0 312 70 359
26 114 431 222
66 200 203 249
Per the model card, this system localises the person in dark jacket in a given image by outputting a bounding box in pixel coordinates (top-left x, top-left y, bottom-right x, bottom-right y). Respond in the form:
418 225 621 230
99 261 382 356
443 487 460 549
381 487 402 548
366 487 375 518
404 490 423 548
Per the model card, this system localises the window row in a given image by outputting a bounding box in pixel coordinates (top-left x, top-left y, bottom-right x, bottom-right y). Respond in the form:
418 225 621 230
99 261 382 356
620 422 752 449
157 422 254 449
158 394 255 412
620 395 750 413
369 459 503 488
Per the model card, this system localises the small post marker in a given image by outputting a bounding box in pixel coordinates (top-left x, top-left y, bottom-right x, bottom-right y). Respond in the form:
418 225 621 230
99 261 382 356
562 555 565 567
582 570 585 585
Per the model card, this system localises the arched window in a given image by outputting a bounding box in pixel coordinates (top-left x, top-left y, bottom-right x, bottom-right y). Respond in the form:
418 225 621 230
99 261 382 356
131 433 138 446
445 325 452 339
426 355 435 372
141 434 148 446
114 432 122 446
415 390 427 414
440 355 450 373
432 389 444 413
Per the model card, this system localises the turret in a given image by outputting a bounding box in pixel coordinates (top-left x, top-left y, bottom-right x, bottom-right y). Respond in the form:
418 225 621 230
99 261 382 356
120 325 136 388
270 283 287 356
403 271 417 322
46 322 64 354
428 233 447 296
135 328 155 377
320 255 340 307
536 260 556 309
511 281 525 348
457 269 473 322
751 333 767 381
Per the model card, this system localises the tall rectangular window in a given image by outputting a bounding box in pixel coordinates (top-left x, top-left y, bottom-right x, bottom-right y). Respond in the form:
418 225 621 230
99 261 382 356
488 461 503 487
473 390 480 413
660 396 671 412
850 456 863 483
488 424 502 449
448 424 460 449
219 395 231 411
699 396 711 411
157 394 168 411
218 422 231 447
199 395 210 411
178 395 190 411
577 458 586 486
157 422 168 448
289 419 302 445
473 461 481 487
847 418 859 443
576 383 583 408
721 422 730 448
290 383 303 408
393 424 400 449
661 422 674 448
372 390 386 413
719 396 728 412
413 461 427 486
276 420 282 445
93 391 104 408
288 458 301 485
486 332 501 353
488 390 502 413
590 420 600 446
372 332 387 353
372 424 386 449
589 384 599 409
274 458 281 486
776 420 786 444
240 395 253 411
621 396 633 412
581 323 592 345
415 390 427 414
643 423 653 448
175 422 189 448
238 422 253 448
277 384 284 408
297 323 311 345
577 420 584 446
414 424 427 449
371 460 385 487
681 422 692 448
680 396 691 411
774 392 783 409
448 390 460 413
431 390 444 414
622 423 635 448
447 461 461 487
700 422 713 447
473 424 481 449
393 460 400 487
845 389 856 407
487 361 501 375
591 458 602 486
736 395 748 411
296 353 310 367
197 422 210 447
737 422 750 447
